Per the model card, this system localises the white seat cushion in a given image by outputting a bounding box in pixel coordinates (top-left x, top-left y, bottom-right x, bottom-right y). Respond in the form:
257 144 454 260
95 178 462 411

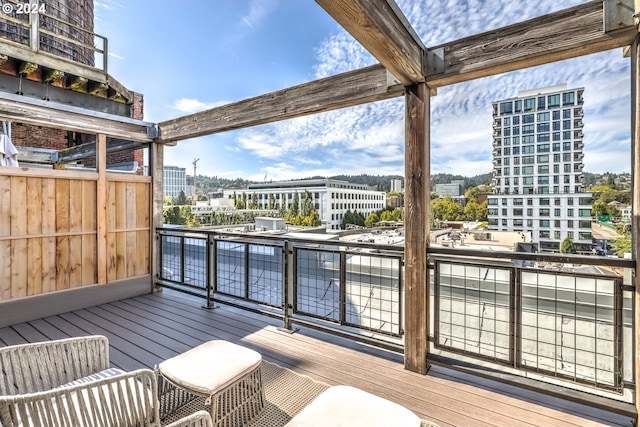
158 340 262 396
285 385 421 427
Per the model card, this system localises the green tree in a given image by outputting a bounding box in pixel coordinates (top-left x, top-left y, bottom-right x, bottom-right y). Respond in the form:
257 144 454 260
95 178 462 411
174 191 188 205
592 200 608 217
268 194 275 210
242 192 247 208
163 195 173 205
163 205 200 227
365 212 379 228
560 236 576 254
612 233 632 258
301 190 314 217
306 210 321 226
250 193 258 209
432 197 463 221
289 192 300 217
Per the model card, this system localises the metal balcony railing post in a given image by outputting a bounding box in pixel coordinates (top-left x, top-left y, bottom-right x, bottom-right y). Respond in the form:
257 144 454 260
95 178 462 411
202 234 218 310
280 240 296 333
339 251 347 326
244 242 250 299
180 236 185 284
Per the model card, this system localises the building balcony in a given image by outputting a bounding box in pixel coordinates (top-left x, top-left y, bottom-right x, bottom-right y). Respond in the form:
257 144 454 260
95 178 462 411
1 228 635 427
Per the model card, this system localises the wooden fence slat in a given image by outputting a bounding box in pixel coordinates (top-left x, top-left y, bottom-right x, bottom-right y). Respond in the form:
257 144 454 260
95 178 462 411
106 232 117 282
126 231 136 277
136 230 149 276
82 234 97 285
69 179 83 232
56 236 70 290
0 176 10 237
68 235 82 287
116 232 126 280
0 240 10 301
136 182 149 229
10 177 27 298
115 181 126 231
55 179 70 233
41 178 57 293
26 177 43 296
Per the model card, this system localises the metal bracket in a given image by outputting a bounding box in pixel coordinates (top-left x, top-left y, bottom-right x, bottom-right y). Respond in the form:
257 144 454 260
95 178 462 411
603 0 634 33
422 47 444 77
147 124 160 139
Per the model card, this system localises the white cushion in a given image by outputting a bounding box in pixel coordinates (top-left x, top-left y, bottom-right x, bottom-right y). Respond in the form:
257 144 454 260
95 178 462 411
285 385 421 427
158 340 262 396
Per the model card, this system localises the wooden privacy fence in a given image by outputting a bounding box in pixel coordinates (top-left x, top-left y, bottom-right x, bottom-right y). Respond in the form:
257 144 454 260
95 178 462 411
0 167 151 302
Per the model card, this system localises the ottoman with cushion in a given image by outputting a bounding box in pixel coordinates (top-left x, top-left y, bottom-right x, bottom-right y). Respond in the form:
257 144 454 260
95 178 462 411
157 340 264 427
285 385 422 427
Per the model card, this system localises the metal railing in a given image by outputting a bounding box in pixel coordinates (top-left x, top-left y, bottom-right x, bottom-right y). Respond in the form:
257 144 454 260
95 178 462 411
157 227 635 399
0 0 108 72
157 228 405 343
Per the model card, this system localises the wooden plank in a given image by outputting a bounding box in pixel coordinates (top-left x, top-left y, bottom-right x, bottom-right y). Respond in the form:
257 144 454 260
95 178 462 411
115 181 126 231
631 31 640 425
10 177 27 298
41 178 56 293
157 65 403 142
55 179 70 290
97 134 107 285
116 232 126 280
106 232 117 283
26 177 42 296
0 176 10 237
135 182 150 276
83 180 97 286
106 173 152 183
0 94 150 142
136 230 149 276
316 0 424 85
404 83 430 374
0 167 98 181
0 240 10 301
0 176 11 301
427 1 636 88
150 143 163 288
136 183 149 229
68 179 83 287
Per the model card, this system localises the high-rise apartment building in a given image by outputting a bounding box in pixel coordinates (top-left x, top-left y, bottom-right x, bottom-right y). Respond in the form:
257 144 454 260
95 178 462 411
487 84 593 253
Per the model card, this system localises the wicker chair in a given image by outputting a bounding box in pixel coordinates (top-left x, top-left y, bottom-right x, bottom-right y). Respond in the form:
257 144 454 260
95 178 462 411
0 335 213 427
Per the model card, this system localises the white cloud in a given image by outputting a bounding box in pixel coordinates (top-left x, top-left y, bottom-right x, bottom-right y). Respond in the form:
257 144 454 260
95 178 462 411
167 98 229 114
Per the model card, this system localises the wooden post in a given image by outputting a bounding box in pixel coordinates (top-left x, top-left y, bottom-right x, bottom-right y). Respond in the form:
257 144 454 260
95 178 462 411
404 82 430 374
150 142 164 291
631 21 640 424
96 133 107 284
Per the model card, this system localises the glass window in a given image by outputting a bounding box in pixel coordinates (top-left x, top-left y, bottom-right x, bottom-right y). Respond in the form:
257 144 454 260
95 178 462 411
552 110 560 120
563 131 571 140
522 166 534 174
552 132 560 141
512 136 520 145
504 127 511 136
513 167 520 175
563 109 572 119
513 147 520 155
552 121 560 131
513 208 523 216
562 92 575 106
537 133 550 143
548 94 560 107
537 123 550 133
563 141 571 150
537 144 549 153
522 135 534 144
524 98 535 111
522 125 534 134
579 232 592 240
515 100 522 112
540 231 550 238
564 164 571 173
563 120 571 130
578 197 592 205
568 208 574 216
512 126 519 135
522 145 534 154
539 219 550 227
500 102 513 114
514 198 523 206
522 114 535 124
537 155 549 164
538 186 549 194
527 219 533 227
527 208 533 216
539 198 550 205
503 117 511 126
504 148 511 155
523 177 534 185
538 165 549 173
554 208 561 217
522 156 535 164
538 96 546 110
578 209 591 217
554 231 561 239
513 116 520 125
537 112 550 122
553 153 561 162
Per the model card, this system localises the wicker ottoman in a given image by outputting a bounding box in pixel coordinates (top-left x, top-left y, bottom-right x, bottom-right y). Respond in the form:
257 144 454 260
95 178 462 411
158 340 264 427
285 385 422 427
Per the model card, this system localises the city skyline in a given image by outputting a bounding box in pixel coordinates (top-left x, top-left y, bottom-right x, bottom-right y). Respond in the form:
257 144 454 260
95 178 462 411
95 1 630 181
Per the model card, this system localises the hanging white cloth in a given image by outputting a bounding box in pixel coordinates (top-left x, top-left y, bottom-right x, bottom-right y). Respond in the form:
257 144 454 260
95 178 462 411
0 133 19 167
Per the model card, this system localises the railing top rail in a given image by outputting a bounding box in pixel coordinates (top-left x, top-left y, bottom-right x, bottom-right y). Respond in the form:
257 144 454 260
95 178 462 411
429 246 635 269
156 226 404 253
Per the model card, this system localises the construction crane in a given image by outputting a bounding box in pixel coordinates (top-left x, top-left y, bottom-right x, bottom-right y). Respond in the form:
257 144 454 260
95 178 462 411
193 158 200 198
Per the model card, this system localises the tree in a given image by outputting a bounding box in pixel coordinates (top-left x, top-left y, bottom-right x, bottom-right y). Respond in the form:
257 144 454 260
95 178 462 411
163 205 200 227
174 191 188 205
431 197 463 221
268 194 275 210
560 236 576 254
592 200 608 217
365 212 379 228
250 193 258 209
611 233 632 258
301 191 314 217
289 192 300 217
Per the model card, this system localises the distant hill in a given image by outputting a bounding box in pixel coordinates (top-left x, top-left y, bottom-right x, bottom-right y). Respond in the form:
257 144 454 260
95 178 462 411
195 172 493 194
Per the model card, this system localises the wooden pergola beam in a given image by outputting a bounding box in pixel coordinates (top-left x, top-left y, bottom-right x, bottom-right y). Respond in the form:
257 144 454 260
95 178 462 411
0 92 154 142
57 138 145 163
427 0 636 88
157 64 403 143
315 0 426 85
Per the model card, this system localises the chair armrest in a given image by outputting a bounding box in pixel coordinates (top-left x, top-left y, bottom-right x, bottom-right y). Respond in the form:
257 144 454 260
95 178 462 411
0 335 110 395
0 368 161 427
163 410 213 427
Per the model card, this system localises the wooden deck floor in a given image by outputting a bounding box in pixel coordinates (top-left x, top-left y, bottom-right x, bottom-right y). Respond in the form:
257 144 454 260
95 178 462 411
0 290 633 427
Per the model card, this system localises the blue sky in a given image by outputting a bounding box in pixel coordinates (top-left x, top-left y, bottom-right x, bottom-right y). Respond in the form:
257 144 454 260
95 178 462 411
94 0 631 181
